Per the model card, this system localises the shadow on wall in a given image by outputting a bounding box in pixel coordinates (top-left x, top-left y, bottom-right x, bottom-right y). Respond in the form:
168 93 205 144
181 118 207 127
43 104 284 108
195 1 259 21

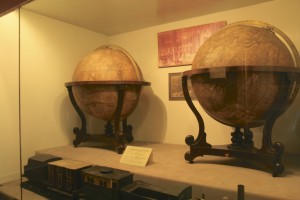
59 92 107 142
129 86 167 143
59 94 80 144
272 93 300 155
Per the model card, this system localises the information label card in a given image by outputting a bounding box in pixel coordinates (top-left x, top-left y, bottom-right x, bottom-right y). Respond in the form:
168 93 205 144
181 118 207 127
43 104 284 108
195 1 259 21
120 146 153 167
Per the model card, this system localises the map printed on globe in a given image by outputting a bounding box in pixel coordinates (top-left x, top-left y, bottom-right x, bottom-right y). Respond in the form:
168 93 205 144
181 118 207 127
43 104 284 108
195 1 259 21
71 45 145 121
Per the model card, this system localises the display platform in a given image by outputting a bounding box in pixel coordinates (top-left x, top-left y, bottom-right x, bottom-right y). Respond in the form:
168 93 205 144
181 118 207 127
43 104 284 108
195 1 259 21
32 142 300 200
1 142 300 199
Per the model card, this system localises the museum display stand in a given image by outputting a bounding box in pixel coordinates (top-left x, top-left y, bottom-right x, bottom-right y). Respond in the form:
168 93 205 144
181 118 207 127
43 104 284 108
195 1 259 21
181 21 300 177
65 45 150 154
65 80 150 154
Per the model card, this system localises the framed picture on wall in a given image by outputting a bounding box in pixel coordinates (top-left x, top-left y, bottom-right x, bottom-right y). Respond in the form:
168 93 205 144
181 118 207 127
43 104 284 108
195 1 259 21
158 21 226 68
169 72 196 101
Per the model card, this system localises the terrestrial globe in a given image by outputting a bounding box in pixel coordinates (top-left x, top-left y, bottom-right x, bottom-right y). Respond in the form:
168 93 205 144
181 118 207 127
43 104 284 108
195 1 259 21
69 45 148 121
186 20 300 128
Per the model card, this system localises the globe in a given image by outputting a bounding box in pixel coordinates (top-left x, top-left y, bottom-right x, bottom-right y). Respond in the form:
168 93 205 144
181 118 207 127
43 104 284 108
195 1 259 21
70 45 147 121
188 20 300 128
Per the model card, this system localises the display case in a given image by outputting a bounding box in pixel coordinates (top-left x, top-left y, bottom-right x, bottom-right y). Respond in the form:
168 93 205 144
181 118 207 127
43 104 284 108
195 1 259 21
1 0 300 200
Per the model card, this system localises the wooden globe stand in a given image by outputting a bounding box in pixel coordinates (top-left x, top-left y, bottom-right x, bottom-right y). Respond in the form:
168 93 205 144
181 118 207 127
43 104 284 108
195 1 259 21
182 68 300 176
66 81 150 154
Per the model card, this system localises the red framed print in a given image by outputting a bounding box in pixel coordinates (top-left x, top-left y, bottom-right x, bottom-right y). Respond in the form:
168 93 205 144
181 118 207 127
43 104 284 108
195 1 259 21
158 21 226 68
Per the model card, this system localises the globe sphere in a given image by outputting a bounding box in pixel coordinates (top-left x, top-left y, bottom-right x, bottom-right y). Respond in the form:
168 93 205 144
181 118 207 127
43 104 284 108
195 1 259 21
71 45 144 121
190 21 300 128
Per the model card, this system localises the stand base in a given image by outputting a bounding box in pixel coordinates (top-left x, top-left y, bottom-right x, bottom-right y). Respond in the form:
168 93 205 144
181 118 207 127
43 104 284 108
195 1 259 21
72 121 133 154
73 133 128 154
185 145 284 177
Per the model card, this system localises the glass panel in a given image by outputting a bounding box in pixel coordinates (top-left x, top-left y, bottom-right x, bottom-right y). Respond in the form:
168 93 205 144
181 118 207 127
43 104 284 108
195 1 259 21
18 1 300 200
0 10 21 200
19 1 108 199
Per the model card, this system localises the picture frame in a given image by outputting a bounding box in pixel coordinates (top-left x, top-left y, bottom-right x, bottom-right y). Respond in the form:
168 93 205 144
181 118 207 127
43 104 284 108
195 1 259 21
158 21 226 68
168 72 196 101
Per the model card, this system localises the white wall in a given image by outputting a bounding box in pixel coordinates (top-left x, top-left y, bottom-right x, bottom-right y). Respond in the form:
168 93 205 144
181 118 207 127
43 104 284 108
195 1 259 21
20 10 108 167
109 0 300 154
0 11 20 184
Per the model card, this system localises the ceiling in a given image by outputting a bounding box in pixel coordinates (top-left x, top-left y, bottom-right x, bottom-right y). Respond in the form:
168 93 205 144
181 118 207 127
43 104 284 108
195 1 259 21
22 0 272 35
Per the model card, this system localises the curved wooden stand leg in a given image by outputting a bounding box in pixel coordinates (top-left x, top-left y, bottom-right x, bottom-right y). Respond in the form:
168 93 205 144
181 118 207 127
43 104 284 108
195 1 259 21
123 119 133 143
260 114 285 177
271 142 285 177
114 85 126 154
66 86 89 147
182 75 211 163
258 74 298 176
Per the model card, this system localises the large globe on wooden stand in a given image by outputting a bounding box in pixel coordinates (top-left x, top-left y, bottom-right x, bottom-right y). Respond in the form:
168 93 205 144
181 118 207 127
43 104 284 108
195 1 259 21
189 21 300 128
71 45 145 121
